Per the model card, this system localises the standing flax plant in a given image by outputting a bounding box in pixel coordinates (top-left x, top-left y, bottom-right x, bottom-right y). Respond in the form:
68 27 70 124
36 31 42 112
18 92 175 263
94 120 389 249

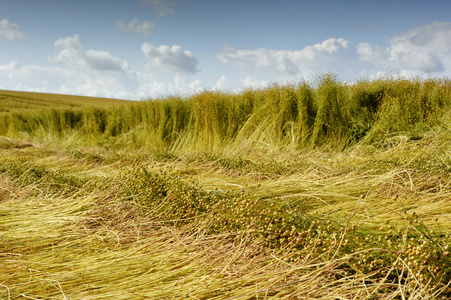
190 91 232 152
311 74 347 148
364 77 451 144
294 81 316 148
3 75 451 153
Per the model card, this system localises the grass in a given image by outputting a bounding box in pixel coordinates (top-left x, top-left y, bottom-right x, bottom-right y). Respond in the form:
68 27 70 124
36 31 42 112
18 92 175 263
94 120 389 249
2 74 451 151
1 75 451 299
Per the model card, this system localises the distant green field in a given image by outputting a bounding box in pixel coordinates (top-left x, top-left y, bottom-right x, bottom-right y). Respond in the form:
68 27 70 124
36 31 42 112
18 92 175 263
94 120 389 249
0 89 134 115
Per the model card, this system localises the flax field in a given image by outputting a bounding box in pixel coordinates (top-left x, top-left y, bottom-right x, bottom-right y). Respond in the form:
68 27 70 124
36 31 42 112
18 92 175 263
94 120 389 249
1 74 451 299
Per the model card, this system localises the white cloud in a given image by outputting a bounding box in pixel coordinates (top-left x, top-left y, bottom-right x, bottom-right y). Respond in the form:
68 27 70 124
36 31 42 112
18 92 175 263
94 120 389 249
0 61 138 99
139 0 176 16
387 22 451 73
136 72 203 99
2 22 450 101
0 60 19 71
216 38 357 78
216 45 299 75
52 34 129 72
217 22 451 81
0 35 204 100
389 22 451 53
0 35 138 99
0 19 27 40
212 75 227 91
141 43 199 74
115 18 156 36
241 76 270 89
355 23 451 75
84 50 130 72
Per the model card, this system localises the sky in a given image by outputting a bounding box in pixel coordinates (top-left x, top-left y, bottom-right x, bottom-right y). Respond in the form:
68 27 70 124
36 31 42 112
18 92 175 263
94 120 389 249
1 0 451 100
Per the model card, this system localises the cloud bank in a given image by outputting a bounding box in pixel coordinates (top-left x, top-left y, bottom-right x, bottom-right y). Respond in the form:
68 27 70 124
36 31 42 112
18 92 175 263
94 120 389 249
0 19 27 40
217 22 451 83
1 22 450 99
0 35 202 99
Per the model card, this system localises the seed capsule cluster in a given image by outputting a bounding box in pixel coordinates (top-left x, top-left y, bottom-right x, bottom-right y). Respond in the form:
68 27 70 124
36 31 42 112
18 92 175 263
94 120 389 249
123 167 451 297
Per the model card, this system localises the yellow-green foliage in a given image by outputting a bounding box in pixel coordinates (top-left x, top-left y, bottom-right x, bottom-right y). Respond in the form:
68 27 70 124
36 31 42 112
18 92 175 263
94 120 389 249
2 75 451 153
1 137 451 298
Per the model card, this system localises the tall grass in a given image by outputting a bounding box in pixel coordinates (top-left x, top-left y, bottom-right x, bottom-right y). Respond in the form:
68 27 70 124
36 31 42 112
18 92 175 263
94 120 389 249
2 75 451 152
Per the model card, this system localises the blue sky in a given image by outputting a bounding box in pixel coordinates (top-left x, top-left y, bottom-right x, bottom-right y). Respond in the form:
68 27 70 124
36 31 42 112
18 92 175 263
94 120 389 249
1 0 451 100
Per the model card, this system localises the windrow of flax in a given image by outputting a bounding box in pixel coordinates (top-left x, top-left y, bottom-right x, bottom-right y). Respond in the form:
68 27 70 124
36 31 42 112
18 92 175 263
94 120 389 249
2 75 451 152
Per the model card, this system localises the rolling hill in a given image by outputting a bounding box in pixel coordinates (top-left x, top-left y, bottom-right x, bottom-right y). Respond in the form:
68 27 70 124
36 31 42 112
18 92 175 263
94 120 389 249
0 90 134 116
